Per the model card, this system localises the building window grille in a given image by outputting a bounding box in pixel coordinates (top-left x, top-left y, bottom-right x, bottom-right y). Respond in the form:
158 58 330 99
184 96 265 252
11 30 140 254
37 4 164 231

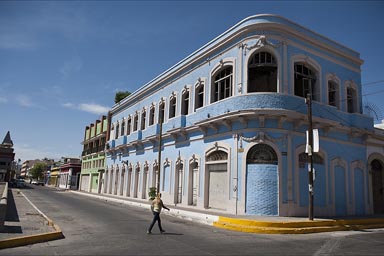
127 117 132 135
133 113 138 131
121 120 125 136
347 86 357 113
149 106 155 126
212 66 233 103
328 81 339 108
159 101 165 124
169 95 176 118
206 150 228 161
247 144 277 164
181 90 189 115
248 51 277 93
294 63 318 101
195 83 204 110
141 109 146 130
115 123 119 139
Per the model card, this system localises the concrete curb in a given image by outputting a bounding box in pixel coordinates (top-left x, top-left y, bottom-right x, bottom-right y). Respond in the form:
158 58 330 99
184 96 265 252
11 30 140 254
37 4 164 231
0 191 64 249
213 216 384 234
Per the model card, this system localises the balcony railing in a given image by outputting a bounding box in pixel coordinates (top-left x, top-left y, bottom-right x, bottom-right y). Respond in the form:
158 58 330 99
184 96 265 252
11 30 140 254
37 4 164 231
82 146 106 156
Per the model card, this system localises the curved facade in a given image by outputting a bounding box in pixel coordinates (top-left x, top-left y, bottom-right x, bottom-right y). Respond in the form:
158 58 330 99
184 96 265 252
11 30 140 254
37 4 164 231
104 14 383 217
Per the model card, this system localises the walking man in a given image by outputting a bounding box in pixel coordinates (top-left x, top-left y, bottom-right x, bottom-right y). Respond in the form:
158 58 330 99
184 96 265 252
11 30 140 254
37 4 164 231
147 193 170 234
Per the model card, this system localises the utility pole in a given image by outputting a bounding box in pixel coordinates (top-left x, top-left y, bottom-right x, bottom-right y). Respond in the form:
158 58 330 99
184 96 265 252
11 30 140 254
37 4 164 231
306 93 314 221
156 116 163 194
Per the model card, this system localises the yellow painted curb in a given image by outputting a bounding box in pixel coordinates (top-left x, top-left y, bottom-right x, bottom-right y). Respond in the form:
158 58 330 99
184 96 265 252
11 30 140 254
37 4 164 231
0 230 64 249
213 216 384 234
0 191 65 249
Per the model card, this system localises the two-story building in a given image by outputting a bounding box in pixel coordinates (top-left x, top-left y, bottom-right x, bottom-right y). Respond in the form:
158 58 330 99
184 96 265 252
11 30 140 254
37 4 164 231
104 14 383 217
58 157 81 190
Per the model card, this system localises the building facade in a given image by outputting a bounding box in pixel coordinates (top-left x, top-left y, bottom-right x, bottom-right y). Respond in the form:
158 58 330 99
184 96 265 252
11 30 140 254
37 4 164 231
79 115 108 193
104 14 383 217
58 157 81 190
0 131 15 181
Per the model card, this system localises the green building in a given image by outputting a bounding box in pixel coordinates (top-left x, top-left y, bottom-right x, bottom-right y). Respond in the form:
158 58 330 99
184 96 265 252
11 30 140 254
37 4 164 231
80 115 108 193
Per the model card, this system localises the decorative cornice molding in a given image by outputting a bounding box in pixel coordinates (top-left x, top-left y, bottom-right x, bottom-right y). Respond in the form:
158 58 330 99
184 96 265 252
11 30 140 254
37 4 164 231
240 35 281 56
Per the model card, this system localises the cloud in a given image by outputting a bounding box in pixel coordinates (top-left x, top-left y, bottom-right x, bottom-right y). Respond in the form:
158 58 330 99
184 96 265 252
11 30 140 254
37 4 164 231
14 144 69 162
15 95 33 107
78 103 110 115
62 102 110 115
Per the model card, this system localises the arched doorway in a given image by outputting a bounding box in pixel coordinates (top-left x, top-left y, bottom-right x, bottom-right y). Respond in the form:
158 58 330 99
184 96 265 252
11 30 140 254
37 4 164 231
114 168 119 195
188 156 199 206
119 167 125 196
205 150 228 210
246 144 278 215
371 159 384 214
175 158 183 204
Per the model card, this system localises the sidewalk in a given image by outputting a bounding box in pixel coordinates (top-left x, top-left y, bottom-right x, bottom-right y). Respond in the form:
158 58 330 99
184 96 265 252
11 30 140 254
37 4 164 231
0 187 63 249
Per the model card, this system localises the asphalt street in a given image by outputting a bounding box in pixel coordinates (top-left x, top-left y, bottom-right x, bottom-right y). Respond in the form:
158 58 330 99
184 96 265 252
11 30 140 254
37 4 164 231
1 185 383 255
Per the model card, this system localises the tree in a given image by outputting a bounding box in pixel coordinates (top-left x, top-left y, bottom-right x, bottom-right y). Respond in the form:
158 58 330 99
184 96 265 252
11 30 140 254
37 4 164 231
115 91 131 104
30 162 47 180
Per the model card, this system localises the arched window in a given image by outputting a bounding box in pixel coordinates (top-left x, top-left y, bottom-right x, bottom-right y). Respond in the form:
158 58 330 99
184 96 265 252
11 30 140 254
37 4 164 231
195 81 204 110
248 51 277 93
149 104 155 126
294 63 318 101
158 100 165 124
169 93 177 118
181 89 190 115
127 116 132 135
206 150 228 161
121 119 126 136
328 80 339 108
347 86 358 113
141 108 146 130
211 66 233 103
115 123 119 139
133 113 138 131
247 144 277 164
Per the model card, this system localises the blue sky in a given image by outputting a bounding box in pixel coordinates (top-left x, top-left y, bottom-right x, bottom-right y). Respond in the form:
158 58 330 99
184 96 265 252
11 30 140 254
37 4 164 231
1 0 383 162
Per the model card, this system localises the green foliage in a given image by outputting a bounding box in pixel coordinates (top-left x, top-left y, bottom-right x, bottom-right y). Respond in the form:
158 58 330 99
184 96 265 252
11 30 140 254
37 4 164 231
114 91 131 104
148 187 157 200
30 162 47 180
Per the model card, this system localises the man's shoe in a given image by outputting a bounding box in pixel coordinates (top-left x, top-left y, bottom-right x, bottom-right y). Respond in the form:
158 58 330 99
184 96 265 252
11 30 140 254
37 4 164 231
160 230 165 233
147 231 152 234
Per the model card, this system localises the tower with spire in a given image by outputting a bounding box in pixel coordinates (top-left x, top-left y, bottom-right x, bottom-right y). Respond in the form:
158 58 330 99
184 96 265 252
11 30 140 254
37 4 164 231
0 131 15 181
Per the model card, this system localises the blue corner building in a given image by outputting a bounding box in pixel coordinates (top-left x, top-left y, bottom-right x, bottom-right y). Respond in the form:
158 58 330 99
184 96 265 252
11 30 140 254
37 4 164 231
104 14 384 217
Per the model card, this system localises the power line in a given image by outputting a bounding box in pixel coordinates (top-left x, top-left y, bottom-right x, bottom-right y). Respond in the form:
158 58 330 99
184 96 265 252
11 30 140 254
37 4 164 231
362 80 384 87
362 89 384 97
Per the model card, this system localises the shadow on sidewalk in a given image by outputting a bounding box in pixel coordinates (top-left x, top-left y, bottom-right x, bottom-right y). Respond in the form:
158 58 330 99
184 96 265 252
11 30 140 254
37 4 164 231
0 189 21 234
